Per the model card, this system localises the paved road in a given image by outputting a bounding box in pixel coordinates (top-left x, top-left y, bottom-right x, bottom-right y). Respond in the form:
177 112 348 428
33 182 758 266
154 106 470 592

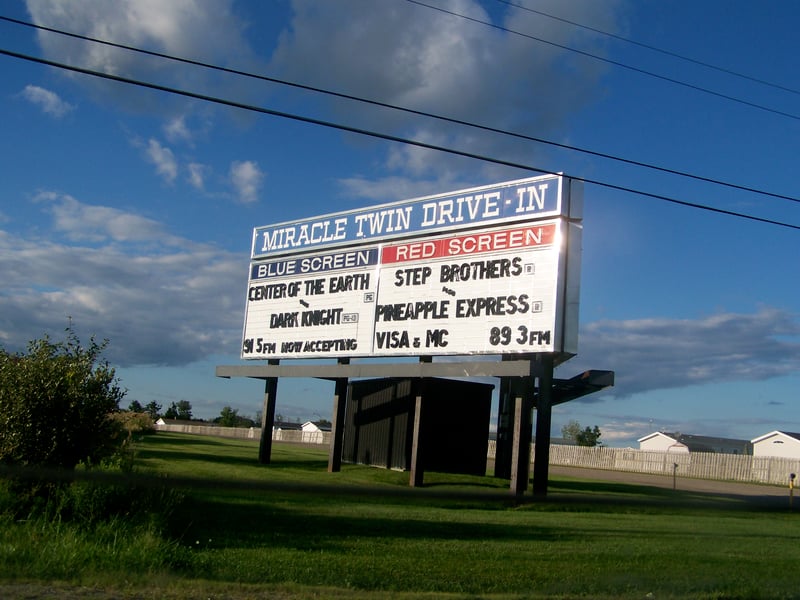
548 464 794 508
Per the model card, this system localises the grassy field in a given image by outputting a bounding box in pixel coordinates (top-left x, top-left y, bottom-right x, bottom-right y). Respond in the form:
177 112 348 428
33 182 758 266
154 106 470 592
1 432 798 599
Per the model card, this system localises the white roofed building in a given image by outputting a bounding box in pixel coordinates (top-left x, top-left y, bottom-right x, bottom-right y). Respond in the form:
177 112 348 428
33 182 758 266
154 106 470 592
637 432 689 453
751 431 800 459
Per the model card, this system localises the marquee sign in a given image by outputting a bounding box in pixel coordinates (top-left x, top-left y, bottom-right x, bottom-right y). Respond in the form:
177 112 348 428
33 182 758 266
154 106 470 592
241 174 582 360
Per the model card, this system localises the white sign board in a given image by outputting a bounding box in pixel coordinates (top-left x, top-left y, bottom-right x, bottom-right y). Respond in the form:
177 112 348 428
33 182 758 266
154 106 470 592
241 174 582 360
242 247 379 357
373 221 560 355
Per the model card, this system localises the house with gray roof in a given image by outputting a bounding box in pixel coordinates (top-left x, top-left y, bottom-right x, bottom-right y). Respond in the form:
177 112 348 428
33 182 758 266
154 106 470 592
638 431 752 455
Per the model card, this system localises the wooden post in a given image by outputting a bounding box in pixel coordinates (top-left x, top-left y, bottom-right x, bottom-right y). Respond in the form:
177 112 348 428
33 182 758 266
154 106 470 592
409 391 425 487
409 357 431 487
258 359 280 464
327 358 349 473
509 375 533 497
494 357 514 479
532 354 554 497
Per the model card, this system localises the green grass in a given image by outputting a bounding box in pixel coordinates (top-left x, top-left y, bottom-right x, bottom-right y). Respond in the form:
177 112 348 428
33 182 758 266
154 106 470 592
1 432 798 599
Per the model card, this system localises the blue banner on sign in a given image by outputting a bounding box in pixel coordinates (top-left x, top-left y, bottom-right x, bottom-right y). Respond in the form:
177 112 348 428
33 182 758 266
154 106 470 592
250 247 379 280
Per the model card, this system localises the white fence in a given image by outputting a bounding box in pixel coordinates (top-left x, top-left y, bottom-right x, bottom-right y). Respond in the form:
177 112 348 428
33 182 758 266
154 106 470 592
487 441 799 487
156 424 798 487
553 445 800 486
273 429 332 445
155 423 332 445
156 422 261 440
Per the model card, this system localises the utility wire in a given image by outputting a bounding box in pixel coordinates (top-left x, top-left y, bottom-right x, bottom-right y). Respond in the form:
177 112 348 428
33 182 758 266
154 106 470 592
1 46 797 232
1 14 798 207
495 0 800 97
404 0 800 122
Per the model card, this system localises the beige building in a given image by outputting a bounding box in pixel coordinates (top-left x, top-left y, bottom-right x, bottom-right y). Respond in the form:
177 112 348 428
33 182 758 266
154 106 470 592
750 431 800 459
637 431 688 453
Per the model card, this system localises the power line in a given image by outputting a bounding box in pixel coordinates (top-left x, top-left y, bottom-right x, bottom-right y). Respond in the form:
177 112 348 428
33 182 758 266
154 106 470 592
495 0 800 97
404 0 800 122
1 14 798 207
1 46 797 232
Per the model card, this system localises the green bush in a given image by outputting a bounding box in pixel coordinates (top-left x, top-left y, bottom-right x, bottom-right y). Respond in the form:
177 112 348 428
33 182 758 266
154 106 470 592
113 411 156 435
0 327 126 470
0 327 157 522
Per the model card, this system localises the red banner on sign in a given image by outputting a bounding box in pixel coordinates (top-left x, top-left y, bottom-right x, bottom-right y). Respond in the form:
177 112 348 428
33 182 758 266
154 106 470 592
381 223 556 264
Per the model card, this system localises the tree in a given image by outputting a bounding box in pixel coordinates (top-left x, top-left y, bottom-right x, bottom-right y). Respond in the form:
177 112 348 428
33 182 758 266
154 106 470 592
561 419 581 442
164 400 192 420
561 420 602 447
0 328 126 470
217 406 239 427
144 401 162 421
213 406 256 428
128 399 144 412
576 425 602 447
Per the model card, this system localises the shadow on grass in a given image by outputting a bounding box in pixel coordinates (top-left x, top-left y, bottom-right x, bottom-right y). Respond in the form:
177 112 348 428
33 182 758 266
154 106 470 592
139 434 788 514
263 458 332 472
145 433 234 445
170 478 787 565
419 476 509 491
549 478 675 497
169 492 568 554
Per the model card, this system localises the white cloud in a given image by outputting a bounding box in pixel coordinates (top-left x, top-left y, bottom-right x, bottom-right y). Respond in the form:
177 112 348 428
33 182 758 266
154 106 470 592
21 85 75 118
337 175 460 204
27 0 253 73
145 138 178 184
1 193 242 366
561 308 800 397
229 160 264 204
187 163 207 190
32 191 180 244
270 0 622 178
164 115 193 144
26 0 263 113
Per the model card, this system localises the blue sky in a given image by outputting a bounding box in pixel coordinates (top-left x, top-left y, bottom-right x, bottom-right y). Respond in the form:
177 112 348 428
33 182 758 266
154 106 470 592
1 0 798 447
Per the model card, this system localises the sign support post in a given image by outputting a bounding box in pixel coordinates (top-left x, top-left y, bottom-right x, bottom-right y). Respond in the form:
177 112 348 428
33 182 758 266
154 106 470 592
409 391 426 487
327 358 350 473
532 354 555 497
258 359 280 464
510 363 534 497
410 357 432 487
494 357 515 480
